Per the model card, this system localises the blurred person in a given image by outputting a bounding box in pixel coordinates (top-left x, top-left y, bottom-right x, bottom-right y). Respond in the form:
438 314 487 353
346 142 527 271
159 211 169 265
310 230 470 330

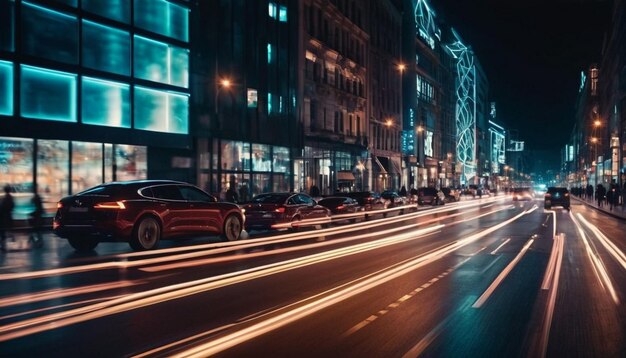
596 184 606 207
239 184 249 203
0 185 15 252
225 186 239 203
586 184 593 201
29 190 44 248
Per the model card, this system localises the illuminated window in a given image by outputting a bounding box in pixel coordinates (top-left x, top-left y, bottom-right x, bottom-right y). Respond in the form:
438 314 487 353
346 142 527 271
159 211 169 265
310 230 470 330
134 0 189 42
82 0 129 23
268 2 277 18
0 0 15 52
114 145 147 181
72 141 103 193
21 65 76 122
134 35 188 88
247 88 258 108
0 61 13 116
36 139 69 214
267 43 273 63
252 144 271 172
134 86 188 134
279 5 287 22
22 2 78 64
82 77 130 128
83 20 130 76
0 137 34 220
267 93 273 114
272 146 290 173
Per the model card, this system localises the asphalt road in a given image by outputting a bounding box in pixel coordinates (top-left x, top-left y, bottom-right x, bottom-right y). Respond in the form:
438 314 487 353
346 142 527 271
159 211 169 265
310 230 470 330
0 196 624 357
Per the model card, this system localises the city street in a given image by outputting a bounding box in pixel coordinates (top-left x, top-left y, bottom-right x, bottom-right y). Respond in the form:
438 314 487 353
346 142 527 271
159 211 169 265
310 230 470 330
0 196 623 357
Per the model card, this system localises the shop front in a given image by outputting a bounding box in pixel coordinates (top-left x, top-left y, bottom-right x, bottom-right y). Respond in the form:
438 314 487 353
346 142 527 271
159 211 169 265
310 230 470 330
294 147 363 196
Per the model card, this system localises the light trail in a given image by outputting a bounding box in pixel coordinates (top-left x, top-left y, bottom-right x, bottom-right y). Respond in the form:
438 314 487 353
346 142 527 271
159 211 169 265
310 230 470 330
576 213 626 271
490 238 511 255
537 233 565 358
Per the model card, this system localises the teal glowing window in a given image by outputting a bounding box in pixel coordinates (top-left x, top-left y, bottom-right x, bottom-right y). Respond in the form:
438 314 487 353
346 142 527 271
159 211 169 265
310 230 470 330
268 2 277 18
279 96 283 113
22 2 78 64
82 77 130 128
21 65 76 122
0 0 15 52
268 93 273 114
134 86 188 134
0 61 13 116
134 35 188 88
267 43 273 64
82 0 129 23
134 0 189 42
279 6 287 22
83 20 130 76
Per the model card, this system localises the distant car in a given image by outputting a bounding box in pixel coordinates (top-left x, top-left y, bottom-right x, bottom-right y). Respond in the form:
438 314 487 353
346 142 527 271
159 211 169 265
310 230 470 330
318 196 362 215
380 190 406 208
243 193 331 230
512 187 533 201
544 187 570 210
441 187 460 202
533 185 547 198
54 180 244 252
345 191 386 211
417 187 445 206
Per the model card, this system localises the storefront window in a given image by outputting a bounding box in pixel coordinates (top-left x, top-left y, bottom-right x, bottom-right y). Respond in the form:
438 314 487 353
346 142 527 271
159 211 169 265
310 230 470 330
252 144 271 172
115 144 147 181
272 146 290 173
272 174 289 192
22 2 78 64
83 20 130 76
0 137 34 219
252 174 271 196
221 141 249 171
37 140 69 214
0 61 12 116
21 65 77 122
71 141 102 193
219 172 249 202
82 77 130 128
104 143 113 182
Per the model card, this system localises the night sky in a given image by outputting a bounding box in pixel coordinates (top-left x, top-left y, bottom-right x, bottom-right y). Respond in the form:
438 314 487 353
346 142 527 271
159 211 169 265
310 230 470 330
434 0 611 162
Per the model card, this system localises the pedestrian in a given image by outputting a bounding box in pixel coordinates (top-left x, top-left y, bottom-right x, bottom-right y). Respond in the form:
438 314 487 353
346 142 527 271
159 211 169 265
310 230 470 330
399 185 407 197
238 184 249 203
29 190 44 248
309 185 320 198
596 184 606 207
0 185 15 252
586 184 593 201
607 185 614 210
225 186 239 203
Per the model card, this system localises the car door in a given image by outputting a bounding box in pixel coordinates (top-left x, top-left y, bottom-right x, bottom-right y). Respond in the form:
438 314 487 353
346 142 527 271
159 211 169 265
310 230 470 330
150 185 189 236
298 194 326 219
178 185 221 234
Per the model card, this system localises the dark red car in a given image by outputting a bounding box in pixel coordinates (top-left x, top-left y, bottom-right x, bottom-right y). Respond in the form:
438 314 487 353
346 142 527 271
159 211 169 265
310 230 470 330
243 193 331 230
54 180 244 252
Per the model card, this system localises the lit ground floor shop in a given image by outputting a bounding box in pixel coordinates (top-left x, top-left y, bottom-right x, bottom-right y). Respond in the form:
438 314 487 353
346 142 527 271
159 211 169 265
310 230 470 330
0 136 147 219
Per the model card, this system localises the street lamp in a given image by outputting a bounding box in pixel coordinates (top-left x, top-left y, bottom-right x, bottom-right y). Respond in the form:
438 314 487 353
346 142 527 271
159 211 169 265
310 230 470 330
385 119 393 127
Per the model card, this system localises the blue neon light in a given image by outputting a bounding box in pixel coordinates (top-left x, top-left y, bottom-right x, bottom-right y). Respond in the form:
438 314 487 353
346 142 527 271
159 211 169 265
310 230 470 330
82 77 130 128
20 65 76 122
0 61 13 116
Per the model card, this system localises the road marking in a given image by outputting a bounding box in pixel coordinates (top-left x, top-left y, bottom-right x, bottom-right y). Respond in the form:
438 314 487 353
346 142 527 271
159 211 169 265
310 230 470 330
490 238 511 255
536 233 565 357
473 238 535 308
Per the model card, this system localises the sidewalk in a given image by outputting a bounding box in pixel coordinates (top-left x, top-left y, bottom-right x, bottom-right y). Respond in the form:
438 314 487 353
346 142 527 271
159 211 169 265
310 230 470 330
572 196 626 221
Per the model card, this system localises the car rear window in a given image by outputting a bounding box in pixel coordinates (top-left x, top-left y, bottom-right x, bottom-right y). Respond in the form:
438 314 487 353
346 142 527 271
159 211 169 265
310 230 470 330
76 185 118 196
251 194 289 204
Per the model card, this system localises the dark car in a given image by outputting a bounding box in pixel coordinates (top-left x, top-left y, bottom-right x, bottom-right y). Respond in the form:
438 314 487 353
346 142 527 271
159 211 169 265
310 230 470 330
243 193 331 230
512 187 533 201
318 196 362 214
417 187 445 206
381 190 406 208
441 187 460 202
544 187 570 210
53 180 244 252
344 191 386 211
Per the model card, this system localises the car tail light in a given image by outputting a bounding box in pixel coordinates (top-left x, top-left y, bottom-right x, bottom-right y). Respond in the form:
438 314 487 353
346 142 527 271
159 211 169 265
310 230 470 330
275 207 286 213
53 221 60 230
57 202 63 209
94 201 126 210
336 205 345 210
564 193 569 197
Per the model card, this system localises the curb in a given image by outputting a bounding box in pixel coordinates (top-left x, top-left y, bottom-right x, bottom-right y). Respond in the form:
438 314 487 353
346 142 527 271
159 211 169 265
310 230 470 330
572 197 626 222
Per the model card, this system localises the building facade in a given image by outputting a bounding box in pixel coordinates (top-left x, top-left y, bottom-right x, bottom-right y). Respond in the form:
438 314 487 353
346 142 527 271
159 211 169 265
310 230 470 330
0 0 191 218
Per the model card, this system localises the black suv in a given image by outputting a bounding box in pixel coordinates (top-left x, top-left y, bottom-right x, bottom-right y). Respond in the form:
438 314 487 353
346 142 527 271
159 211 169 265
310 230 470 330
544 187 570 210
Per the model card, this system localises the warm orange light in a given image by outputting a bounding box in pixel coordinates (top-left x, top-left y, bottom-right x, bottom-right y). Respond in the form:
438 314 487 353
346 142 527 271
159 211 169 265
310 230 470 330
416 125 424 133
398 64 406 72
94 201 126 210
221 79 231 88
591 137 598 143
594 119 601 127
57 202 63 209
385 119 393 127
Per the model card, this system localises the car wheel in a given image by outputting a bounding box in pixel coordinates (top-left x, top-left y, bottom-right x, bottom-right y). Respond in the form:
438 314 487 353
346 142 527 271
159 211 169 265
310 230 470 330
130 216 161 251
68 237 98 252
221 214 242 241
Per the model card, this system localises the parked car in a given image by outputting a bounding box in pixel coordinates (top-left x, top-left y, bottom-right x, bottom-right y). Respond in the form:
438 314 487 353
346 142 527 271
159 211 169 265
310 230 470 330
380 190 406 208
512 187 533 201
344 191 386 211
544 187 570 210
243 193 331 230
53 180 244 252
417 187 445 206
318 196 362 215
441 187 460 202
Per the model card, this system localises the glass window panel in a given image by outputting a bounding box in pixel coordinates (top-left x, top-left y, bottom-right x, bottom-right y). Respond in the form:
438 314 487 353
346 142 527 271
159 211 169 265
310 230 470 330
273 174 288 192
272 146 290 174
104 143 113 182
251 174 270 196
21 65 77 122
0 61 13 116
82 77 130 128
268 2 277 18
82 20 130 76
134 35 188 88
82 0 129 23
36 139 69 215
22 2 78 64
134 0 189 42
252 144 271 172
0 137 34 220
219 172 249 202
0 0 15 52
134 86 188 134
279 6 287 22
71 141 102 193
220 141 249 171
114 144 147 181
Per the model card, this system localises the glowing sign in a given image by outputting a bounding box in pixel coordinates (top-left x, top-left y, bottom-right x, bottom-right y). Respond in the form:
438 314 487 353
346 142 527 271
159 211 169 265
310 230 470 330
579 71 586 92
402 108 416 154
414 0 439 50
